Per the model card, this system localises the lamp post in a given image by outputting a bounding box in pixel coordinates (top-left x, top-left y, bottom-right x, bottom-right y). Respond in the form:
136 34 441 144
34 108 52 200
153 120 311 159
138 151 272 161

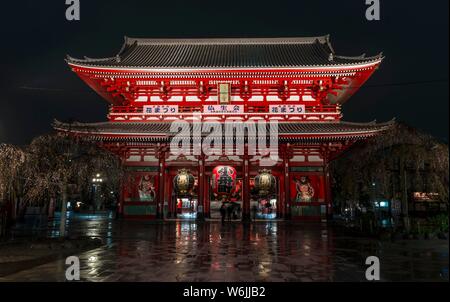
91 174 103 212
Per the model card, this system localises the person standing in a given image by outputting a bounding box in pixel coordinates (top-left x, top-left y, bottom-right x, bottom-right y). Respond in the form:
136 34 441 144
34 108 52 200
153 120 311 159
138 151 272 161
227 204 233 221
251 204 258 220
220 204 226 223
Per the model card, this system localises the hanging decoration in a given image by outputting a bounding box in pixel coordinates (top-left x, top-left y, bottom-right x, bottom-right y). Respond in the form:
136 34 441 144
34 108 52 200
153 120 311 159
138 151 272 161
211 166 237 200
173 168 195 196
254 169 277 197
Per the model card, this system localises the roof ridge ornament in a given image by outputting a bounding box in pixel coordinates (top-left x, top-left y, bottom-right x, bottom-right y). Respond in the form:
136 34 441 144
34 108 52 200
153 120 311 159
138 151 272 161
66 54 117 63
122 36 331 46
65 35 383 69
118 36 134 56
324 34 335 54
65 54 75 63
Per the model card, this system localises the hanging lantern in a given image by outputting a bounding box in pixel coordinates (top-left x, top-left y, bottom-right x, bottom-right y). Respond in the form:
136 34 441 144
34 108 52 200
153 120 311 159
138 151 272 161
173 168 195 196
254 169 276 197
211 166 237 200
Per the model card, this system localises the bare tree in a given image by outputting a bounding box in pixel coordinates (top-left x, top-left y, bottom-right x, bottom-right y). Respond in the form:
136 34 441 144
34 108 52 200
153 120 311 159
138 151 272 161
22 133 123 236
0 144 25 205
23 134 121 202
331 122 449 213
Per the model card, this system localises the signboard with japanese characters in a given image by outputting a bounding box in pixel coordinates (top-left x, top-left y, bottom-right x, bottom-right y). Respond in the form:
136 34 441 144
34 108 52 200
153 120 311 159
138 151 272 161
269 104 305 114
143 105 178 115
203 105 243 114
218 83 231 104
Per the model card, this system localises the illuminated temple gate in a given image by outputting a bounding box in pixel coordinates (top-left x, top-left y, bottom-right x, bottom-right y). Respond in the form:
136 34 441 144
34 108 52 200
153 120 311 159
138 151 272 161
55 36 393 221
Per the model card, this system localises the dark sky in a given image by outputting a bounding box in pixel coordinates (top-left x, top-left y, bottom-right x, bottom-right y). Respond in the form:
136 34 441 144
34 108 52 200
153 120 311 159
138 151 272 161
0 0 448 145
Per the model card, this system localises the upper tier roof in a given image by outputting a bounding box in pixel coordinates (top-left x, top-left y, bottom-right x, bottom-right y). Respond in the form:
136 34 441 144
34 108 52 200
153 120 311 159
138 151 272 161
53 119 395 143
66 35 383 69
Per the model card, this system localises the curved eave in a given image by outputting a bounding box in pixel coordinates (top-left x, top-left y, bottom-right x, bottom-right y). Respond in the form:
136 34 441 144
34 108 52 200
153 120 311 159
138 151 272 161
67 57 383 74
54 127 390 143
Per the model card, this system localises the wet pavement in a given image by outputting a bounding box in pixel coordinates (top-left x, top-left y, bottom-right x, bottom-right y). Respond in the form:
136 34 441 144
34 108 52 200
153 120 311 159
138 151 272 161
0 213 448 282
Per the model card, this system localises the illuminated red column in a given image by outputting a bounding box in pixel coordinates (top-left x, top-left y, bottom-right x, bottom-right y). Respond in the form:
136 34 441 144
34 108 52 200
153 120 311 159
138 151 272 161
169 172 176 218
118 157 127 218
197 154 205 220
118 177 125 217
204 174 210 218
278 171 284 218
242 151 251 222
283 145 291 219
157 147 167 219
324 162 333 219
164 167 171 218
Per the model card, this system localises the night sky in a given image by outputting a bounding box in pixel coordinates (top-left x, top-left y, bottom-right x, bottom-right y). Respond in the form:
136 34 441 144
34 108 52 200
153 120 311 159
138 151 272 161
0 0 448 146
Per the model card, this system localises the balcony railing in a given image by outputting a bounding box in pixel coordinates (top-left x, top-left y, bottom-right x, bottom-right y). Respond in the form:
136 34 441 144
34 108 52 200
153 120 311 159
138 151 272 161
109 104 338 114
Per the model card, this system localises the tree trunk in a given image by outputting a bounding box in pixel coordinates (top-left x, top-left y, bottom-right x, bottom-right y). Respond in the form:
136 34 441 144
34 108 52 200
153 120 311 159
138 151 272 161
400 160 410 231
60 179 68 237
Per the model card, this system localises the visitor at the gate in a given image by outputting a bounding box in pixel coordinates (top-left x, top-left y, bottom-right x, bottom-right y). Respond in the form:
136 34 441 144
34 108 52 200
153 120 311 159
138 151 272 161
227 204 233 221
220 204 226 223
251 205 258 220
266 202 272 214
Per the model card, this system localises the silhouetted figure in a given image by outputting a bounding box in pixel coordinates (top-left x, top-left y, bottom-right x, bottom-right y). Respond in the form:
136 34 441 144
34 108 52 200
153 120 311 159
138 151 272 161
251 205 258 220
227 205 233 221
220 204 227 223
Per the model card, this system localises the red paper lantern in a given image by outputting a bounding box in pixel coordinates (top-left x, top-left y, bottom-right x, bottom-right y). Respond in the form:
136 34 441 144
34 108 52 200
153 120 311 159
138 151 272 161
211 166 237 200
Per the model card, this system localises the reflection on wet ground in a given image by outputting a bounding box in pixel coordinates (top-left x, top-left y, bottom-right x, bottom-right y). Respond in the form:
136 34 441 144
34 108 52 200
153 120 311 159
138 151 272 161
2 213 449 282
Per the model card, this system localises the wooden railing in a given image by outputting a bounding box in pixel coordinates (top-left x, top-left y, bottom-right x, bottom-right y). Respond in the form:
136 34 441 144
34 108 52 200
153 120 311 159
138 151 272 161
109 104 338 114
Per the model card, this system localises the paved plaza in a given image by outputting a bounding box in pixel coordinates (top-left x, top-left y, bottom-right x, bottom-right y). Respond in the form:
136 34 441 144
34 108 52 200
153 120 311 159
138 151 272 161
0 215 448 282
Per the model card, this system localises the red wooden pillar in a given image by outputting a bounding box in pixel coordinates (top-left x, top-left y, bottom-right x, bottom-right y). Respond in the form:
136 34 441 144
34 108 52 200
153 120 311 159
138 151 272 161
169 173 175 217
118 177 125 217
197 154 206 220
278 170 284 219
118 157 127 218
204 174 210 218
283 144 291 219
165 166 172 218
242 151 251 222
157 147 167 219
324 162 333 219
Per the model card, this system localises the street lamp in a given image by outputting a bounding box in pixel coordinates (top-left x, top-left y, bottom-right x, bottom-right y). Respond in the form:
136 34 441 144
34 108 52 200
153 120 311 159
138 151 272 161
91 174 104 211
92 175 103 183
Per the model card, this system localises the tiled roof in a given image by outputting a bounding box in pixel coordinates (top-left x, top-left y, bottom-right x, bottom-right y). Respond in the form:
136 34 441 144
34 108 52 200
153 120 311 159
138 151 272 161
53 119 394 143
66 36 382 69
